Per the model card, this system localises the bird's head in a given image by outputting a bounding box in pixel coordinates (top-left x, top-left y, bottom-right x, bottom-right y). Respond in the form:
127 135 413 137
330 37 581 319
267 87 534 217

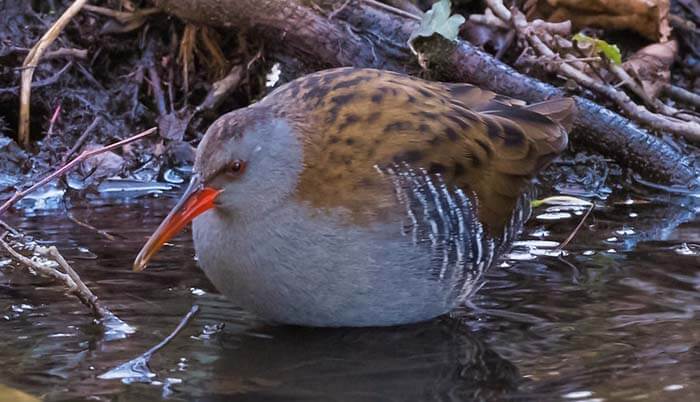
133 108 302 271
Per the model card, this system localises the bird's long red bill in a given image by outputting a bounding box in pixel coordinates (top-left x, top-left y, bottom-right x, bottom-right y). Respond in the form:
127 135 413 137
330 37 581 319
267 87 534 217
133 174 221 272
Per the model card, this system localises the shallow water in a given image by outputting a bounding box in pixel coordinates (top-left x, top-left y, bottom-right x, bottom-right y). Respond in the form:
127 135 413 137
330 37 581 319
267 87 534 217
1 178 699 401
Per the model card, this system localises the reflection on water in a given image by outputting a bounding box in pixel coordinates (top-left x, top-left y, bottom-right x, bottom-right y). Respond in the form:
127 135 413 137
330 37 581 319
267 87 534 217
1 178 699 401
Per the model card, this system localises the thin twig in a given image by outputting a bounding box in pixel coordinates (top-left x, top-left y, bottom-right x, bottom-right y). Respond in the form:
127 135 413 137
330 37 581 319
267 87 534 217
141 305 199 359
0 61 73 95
609 64 700 124
46 245 113 318
0 235 70 284
0 127 157 216
663 84 700 109
99 305 200 380
62 116 103 163
486 0 511 21
5 46 87 60
328 0 353 20
18 0 89 148
196 51 262 113
489 1 700 143
362 0 421 20
43 47 88 60
82 5 161 24
553 203 595 252
46 103 62 138
0 220 20 236
67 213 119 241
0 234 112 318
145 43 168 116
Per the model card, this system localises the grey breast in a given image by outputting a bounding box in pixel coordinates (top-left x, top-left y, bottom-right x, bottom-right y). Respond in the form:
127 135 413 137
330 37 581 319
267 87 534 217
192 165 530 326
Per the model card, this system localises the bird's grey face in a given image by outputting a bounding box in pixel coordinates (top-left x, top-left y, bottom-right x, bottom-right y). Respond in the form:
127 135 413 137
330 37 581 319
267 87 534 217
132 113 302 272
198 117 302 217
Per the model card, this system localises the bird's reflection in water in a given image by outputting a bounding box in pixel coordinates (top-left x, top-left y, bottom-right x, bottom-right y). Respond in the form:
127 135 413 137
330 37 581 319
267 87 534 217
200 317 520 401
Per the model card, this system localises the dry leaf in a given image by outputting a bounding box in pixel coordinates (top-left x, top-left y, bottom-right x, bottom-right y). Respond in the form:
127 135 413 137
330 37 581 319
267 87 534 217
623 40 677 98
80 144 125 181
534 0 671 41
158 110 192 141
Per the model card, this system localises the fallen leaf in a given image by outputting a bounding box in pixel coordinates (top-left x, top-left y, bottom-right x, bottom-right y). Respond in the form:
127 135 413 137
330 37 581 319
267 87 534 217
534 0 671 42
623 40 677 98
80 144 125 182
158 110 192 141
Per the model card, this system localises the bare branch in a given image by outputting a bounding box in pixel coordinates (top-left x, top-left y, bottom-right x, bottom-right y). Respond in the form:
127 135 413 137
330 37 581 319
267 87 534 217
489 2 700 143
663 84 700 109
0 234 110 318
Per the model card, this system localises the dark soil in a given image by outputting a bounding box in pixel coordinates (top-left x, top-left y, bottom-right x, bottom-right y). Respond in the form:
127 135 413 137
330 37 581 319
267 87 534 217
0 0 268 198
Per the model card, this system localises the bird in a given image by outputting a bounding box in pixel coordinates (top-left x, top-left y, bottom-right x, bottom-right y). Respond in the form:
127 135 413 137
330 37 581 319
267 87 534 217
133 67 574 327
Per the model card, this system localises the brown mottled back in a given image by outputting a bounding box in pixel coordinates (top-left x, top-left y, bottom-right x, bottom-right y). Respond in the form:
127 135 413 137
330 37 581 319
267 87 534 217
259 68 574 232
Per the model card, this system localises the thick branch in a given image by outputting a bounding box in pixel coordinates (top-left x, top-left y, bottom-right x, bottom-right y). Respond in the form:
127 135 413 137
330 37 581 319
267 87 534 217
155 0 698 186
155 0 408 70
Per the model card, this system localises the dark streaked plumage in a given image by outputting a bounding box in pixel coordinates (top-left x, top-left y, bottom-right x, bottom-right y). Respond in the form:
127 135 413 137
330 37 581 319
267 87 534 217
135 67 575 327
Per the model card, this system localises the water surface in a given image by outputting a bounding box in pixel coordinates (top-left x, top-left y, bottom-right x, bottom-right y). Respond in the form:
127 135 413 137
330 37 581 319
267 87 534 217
1 175 699 401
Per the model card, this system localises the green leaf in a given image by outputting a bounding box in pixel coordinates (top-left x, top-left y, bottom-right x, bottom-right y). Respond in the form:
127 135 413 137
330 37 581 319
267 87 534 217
531 195 593 208
408 0 466 54
573 33 622 65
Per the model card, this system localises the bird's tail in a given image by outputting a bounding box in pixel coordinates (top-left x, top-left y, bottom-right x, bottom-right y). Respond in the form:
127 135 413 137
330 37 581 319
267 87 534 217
523 98 576 132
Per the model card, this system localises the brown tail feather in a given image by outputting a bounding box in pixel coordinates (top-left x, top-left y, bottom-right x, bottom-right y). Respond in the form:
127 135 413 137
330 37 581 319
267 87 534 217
523 98 576 132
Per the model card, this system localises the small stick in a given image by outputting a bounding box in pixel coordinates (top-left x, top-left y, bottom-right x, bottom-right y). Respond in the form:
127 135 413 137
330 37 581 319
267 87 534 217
67 213 119 241
46 103 62 138
0 61 73 95
363 0 421 20
62 115 102 163
18 0 89 148
0 127 157 216
0 235 111 319
144 42 168 116
6 46 87 61
328 0 353 20
553 203 595 253
99 305 200 380
82 5 161 24
196 50 262 113
42 47 88 60
0 220 20 236
663 84 700 109
147 64 168 116
489 1 700 143
1 234 72 287
608 65 699 124
46 245 113 318
140 305 199 359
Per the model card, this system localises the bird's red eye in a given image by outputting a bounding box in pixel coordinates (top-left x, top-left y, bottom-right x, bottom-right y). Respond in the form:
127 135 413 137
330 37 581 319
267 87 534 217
231 160 245 173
